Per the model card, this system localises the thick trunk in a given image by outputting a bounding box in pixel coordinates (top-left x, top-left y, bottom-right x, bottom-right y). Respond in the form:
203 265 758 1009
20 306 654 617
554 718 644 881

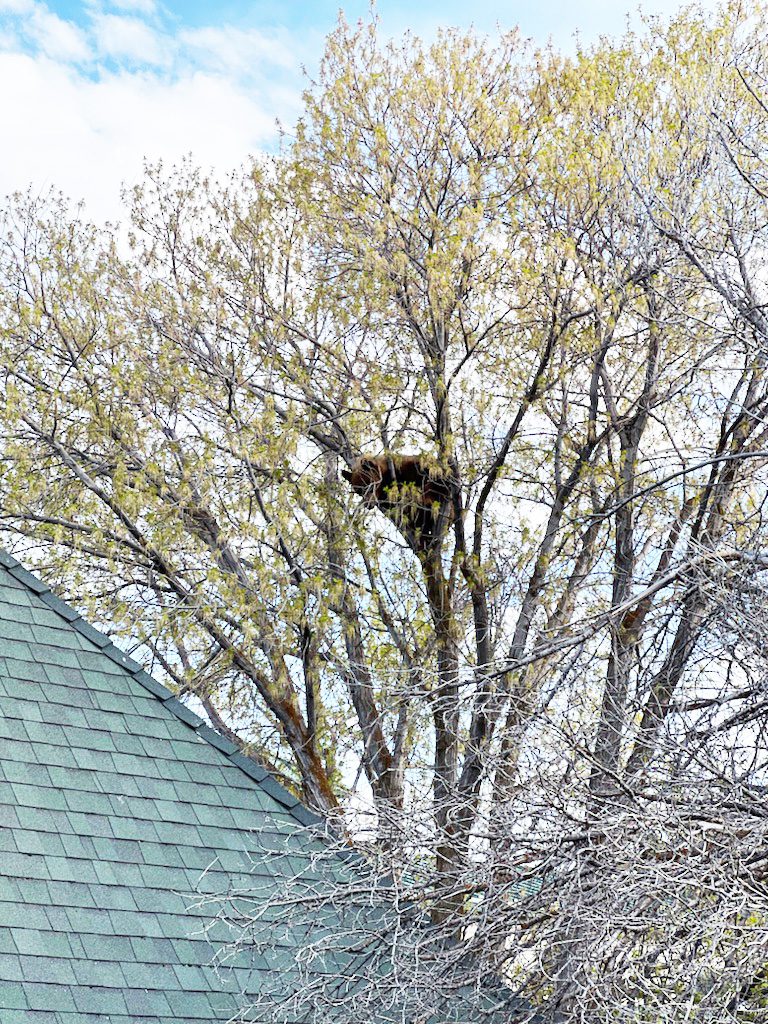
590 312 658 805
422 551 461 888
589 441 639 806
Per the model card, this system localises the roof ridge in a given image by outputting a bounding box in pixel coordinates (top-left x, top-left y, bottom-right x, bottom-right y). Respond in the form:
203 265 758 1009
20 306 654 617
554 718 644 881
0 547 322 830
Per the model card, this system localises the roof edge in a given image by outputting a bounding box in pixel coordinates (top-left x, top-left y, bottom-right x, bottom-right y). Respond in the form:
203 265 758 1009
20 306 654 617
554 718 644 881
0 548 324 831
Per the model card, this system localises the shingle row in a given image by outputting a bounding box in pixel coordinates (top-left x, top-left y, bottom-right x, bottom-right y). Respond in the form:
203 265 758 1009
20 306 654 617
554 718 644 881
0 553 327 1022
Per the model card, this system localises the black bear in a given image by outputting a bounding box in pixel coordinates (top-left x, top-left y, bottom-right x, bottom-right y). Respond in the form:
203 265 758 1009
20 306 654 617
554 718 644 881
341 454 454 550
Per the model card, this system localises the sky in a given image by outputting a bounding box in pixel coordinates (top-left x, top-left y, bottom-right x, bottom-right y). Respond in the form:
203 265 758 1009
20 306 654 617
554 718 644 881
0 0 721 223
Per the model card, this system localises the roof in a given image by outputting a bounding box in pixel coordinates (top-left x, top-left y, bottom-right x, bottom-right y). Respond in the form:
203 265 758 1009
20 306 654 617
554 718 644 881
0 549 537 1024
0 548 330 1023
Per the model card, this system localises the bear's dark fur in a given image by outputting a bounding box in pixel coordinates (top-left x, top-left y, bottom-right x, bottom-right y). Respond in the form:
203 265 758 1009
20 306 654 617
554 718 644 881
341 454 454 549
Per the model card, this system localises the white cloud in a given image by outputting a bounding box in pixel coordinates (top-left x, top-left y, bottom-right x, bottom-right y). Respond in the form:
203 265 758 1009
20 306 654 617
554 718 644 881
0 51 293 222
0 0 33 13
108 0 157 13
0 2 307 222
180 25 296 75
26 6 89 62
91 12 168 65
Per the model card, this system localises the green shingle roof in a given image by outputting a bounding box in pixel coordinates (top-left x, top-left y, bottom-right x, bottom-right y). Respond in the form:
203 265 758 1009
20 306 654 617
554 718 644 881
0 549 536 1024
0 549 329 1024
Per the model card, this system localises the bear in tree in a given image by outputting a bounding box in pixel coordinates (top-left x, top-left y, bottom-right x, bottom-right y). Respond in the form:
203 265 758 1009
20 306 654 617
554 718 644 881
341 454 454 551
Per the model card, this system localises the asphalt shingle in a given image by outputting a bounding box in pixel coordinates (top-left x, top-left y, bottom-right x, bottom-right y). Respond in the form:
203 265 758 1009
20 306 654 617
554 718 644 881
0 550 536 1024
0 552 325 1023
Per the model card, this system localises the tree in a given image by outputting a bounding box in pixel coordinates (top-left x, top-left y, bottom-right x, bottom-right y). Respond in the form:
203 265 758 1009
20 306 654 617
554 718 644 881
4 4 768 1019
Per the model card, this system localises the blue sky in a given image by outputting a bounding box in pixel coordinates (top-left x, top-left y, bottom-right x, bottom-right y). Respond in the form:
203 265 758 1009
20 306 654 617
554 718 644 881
0 0 719 221
11 0 720 50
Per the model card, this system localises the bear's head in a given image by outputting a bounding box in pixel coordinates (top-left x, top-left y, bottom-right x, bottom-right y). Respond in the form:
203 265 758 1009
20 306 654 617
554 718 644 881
341 457 385 502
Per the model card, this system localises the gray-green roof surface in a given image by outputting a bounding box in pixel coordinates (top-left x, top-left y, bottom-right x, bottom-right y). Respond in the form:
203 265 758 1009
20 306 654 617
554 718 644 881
0 549 536 1024
0 548 331 1024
